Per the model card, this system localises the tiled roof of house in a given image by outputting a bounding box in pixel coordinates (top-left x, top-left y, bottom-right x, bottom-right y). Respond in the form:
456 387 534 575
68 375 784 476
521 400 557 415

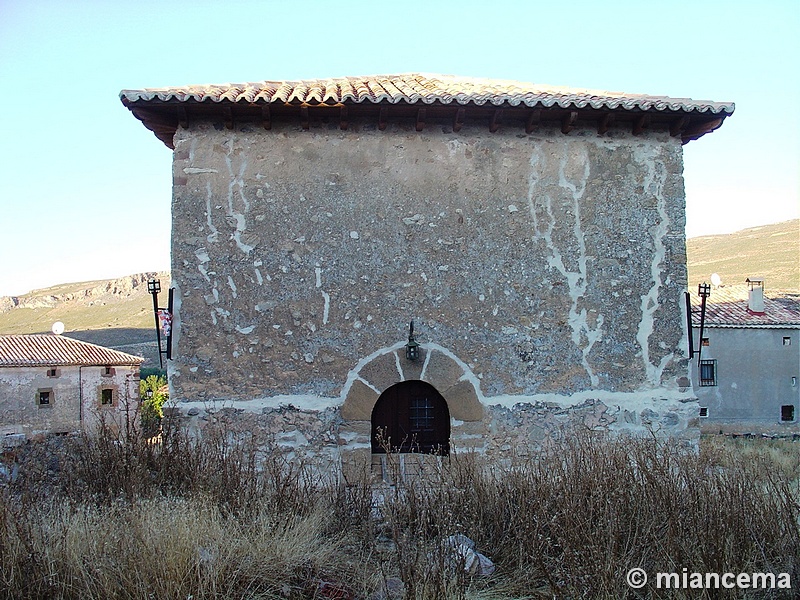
121 73 734 114
0 334 144 367
120 73 733 148
691 285 800 328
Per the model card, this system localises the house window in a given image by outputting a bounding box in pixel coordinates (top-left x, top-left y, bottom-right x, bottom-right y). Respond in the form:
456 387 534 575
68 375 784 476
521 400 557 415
699 360 717 387
701 338 710 347
784 337 792 346
102 366 114 377
37 389 53 407
699 407 709 418
781 405 795 422
101 388 114 406
46 367 59 378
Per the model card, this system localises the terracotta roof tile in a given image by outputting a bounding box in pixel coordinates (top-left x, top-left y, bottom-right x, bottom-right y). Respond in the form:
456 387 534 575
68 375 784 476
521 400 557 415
121 73 734 148
120 73 734 114
0 334 145 367
691 285 800 328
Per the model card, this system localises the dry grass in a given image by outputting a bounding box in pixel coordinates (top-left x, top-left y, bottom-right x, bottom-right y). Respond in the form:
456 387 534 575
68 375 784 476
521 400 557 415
1 426 798 599
1 498 346 599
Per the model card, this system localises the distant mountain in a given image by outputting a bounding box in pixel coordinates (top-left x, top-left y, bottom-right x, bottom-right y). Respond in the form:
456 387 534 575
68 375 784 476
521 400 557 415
686 219 799 292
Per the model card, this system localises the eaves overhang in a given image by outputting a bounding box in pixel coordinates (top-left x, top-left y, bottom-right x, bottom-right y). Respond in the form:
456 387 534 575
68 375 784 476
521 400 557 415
120 73 734 149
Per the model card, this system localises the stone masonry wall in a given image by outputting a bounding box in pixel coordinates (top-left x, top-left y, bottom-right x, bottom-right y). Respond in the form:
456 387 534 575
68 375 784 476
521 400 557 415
168 119 697 459
0 365 83 435
0 365 140 437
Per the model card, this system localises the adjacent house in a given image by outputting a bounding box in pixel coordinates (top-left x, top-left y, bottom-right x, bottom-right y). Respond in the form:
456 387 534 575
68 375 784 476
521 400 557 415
691 280 800 432
121 73 733 470
0 334 144 439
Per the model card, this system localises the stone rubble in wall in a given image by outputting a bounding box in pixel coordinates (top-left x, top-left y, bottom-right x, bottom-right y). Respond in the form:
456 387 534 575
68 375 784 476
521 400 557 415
170 128 693 439
174 392 697 471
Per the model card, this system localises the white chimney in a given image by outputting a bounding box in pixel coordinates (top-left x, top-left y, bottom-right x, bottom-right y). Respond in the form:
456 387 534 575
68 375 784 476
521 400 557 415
746 277 765 314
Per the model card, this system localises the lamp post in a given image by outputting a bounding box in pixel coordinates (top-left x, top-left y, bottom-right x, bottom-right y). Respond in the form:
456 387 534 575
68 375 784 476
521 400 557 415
148 278 173 368
686 282 711 364
696 282 711 366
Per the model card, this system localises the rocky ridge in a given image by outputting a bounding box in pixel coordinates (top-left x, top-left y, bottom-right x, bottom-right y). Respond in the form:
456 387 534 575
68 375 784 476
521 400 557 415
0 272 170 313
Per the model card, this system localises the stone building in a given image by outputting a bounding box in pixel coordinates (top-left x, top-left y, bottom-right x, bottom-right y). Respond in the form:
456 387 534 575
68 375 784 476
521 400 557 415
121 74 733 470
0 334 143 439
691 281 800 433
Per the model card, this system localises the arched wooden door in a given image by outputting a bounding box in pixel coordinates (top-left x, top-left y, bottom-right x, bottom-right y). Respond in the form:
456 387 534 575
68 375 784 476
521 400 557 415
371 380 450 455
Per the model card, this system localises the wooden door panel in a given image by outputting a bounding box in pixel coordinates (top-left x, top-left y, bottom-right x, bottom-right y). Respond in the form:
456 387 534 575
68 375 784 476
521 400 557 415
371 380 450 454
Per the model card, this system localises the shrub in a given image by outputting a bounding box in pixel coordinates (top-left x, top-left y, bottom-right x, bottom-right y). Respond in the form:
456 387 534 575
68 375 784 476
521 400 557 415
1 427 798 599
139 375 168 436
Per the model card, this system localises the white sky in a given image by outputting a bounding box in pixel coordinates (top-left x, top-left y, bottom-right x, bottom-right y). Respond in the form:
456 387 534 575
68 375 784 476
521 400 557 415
0 0 797 296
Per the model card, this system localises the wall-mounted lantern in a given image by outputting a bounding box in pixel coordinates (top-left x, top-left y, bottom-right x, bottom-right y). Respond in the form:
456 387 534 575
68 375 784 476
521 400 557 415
148 278 174 368
405 320 420 361
686 282 711 365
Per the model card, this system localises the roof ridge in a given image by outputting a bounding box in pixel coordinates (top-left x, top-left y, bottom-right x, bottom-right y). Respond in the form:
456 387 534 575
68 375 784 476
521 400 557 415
120 73 735 112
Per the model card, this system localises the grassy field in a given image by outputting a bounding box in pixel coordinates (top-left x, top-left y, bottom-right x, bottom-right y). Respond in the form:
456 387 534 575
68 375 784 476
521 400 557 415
1 427 797 599
0 300 154 335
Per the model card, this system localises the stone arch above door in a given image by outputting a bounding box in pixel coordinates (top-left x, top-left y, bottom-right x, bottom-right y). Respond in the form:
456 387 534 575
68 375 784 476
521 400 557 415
340 344 483 422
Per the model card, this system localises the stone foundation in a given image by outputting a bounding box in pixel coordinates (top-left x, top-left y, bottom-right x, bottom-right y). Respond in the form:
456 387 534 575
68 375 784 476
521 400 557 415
173 395 697 478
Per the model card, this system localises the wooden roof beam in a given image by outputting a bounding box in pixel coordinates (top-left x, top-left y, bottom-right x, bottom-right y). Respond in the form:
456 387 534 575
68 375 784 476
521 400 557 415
223 106 233 130
632 114 650 136
416 108 426 132
670 115 690 137
525 109 541 134
561 111 578 134
597 112 615 135
339 106 348 131
453 107 465 132
300 106 309 130
378 106 388 130
261 105 272 130
489 109 503 133
681 117 724 144
177 106 188 129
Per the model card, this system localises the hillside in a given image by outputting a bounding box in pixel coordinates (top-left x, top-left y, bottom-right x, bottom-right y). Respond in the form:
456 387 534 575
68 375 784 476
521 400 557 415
687 219 799 292
0 273 170 334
